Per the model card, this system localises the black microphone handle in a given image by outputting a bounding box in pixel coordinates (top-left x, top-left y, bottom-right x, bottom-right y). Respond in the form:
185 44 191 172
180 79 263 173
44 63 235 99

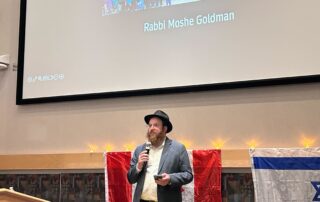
144 148 150 168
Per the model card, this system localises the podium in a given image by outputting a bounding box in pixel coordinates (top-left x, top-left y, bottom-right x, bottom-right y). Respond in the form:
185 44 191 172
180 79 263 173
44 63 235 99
0 188 49 202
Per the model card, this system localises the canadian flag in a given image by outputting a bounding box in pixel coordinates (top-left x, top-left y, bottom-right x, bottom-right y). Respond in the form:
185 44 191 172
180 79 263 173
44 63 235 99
105 149 221 202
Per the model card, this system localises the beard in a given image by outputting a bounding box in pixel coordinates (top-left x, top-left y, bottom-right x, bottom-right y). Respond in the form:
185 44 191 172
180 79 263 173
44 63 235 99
147 130 165 145
148 132 158 143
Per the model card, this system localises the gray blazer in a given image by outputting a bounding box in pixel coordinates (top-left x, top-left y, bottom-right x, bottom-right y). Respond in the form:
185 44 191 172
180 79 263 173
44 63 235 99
127 138 193 202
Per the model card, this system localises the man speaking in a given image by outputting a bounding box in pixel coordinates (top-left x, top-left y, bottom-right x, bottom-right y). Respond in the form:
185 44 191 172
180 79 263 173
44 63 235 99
127 110 193 202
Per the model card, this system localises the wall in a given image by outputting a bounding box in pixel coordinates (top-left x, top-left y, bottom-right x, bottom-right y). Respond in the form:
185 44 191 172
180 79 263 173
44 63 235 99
1 0 319 155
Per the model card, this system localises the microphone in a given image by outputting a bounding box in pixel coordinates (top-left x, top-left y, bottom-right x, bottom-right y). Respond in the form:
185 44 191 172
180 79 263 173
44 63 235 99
144 142 151 168
145 142 151 155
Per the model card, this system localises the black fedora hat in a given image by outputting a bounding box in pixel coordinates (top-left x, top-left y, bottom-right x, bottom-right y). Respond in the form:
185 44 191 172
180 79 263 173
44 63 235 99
144 110 173 133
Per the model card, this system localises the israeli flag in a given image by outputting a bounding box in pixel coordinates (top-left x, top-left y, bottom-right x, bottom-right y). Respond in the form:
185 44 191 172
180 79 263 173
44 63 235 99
249 148 320 202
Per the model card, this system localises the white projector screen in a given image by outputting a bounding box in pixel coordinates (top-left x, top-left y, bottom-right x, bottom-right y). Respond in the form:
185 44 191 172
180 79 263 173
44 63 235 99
17 0 320 104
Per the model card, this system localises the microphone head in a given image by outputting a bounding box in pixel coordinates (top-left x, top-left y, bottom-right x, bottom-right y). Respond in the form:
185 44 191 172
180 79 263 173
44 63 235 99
145 142 151 154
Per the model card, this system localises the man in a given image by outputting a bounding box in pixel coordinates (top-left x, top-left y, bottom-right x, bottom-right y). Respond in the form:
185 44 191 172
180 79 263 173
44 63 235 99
127 110 193 202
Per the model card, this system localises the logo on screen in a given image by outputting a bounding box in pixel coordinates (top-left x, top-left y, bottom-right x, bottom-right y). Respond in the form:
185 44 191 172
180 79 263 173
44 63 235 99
27 74 65 83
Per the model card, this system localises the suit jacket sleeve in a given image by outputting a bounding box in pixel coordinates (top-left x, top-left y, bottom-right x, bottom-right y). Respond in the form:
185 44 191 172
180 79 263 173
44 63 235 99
127 145 143 184
167 143 193 187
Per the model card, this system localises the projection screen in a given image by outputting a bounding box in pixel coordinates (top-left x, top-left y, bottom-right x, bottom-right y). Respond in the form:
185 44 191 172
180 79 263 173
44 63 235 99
17 0 320 104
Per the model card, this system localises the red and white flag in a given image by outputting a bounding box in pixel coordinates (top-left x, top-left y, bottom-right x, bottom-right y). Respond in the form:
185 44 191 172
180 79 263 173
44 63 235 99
105 149 221 202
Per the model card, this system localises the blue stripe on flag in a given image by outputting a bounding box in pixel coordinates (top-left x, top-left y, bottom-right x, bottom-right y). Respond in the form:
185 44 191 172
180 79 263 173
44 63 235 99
253 157 320 170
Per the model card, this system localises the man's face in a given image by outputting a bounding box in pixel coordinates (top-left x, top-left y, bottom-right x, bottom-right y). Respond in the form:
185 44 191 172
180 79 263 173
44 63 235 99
146 117 167 144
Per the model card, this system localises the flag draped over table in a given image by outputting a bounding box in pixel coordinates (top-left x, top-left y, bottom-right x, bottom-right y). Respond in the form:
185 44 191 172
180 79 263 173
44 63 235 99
105 149 221 202
249 148 320 202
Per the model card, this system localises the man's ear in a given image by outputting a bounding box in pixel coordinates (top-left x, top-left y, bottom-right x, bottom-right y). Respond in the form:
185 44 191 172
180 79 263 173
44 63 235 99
163 126 168 133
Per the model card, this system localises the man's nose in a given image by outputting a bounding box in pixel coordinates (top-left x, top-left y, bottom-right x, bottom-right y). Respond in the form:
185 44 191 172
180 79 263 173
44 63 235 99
149 125 158 130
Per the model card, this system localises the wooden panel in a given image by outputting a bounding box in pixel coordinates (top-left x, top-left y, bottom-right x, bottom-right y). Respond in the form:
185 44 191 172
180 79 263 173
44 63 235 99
0 150 251 170
0 153 104 170
0 188 49 202
222 149 251 168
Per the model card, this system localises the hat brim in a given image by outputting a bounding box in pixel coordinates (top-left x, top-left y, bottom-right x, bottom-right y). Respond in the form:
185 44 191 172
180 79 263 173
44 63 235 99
144 114 173 133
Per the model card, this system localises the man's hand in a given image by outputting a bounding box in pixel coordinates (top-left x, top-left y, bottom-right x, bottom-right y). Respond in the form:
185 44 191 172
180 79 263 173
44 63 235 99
137 150 149 171
155 173 170 186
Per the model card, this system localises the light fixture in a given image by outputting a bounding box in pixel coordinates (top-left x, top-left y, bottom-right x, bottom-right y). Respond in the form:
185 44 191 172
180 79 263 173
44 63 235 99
0 54 10 70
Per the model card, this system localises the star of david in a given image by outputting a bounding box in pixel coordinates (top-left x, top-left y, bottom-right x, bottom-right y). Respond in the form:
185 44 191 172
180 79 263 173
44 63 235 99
311 181 320 201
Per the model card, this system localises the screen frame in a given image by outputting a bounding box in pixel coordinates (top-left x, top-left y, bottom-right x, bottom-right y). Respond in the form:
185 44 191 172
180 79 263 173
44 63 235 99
16 0 320 105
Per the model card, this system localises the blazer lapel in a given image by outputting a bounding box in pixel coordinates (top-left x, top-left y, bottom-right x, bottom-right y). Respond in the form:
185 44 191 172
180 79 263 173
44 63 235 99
158 138 172 173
